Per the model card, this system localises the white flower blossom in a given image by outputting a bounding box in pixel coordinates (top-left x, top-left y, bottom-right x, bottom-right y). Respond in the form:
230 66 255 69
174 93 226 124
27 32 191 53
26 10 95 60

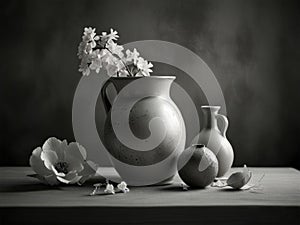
136 57 153 76
126 48 140 64
78 53 93 76
77 27 153 77
79 58 91 76
77 41 86 59
106 64 119 76
102 50 126 76
83 27 99 45
77 27 99 59
104 183 115 194
107 40 124 58
29 137 98 185
117 181 130 193
89 50 103 73
100 28 119 43
83 27 96 39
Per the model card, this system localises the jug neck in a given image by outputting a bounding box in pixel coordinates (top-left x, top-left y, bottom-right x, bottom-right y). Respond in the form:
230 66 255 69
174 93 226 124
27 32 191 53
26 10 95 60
109 76 175 98
201 106 220 130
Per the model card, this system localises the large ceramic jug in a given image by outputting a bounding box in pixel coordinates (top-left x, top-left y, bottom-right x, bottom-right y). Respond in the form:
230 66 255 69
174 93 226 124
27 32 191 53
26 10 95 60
98 76 186 186
192 106 234 177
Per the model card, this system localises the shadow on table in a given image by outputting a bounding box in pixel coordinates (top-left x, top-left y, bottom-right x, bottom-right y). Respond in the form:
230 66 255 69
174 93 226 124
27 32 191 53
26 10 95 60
158 185 207 192
216 188 244 192
0 182 61 193
158 185 245 192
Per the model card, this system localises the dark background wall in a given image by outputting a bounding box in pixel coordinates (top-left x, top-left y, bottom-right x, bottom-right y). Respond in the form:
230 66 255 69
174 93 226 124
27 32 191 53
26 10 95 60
1 0 299 169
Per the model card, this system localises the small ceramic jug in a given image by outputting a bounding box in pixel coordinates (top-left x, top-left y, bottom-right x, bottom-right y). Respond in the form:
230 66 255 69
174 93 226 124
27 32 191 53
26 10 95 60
192 106 234 177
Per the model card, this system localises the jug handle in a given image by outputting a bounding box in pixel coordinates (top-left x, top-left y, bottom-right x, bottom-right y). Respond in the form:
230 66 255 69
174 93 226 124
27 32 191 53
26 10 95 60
216 114 228 137
101 79 115 114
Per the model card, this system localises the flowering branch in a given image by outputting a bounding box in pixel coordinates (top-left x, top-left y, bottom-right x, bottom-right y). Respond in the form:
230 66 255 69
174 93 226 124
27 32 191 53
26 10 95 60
77 27 153 77
106 48 133 77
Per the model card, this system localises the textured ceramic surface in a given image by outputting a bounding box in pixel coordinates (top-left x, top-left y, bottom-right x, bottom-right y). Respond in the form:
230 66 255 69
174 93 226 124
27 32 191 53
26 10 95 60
98 76 186 186
193 106 234 177
177 144 218 188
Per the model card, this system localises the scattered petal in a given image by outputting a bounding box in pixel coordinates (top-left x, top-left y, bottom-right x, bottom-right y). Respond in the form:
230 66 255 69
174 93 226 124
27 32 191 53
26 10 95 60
227 165 252 189
89 188 98 196
104 183 115 194
117 181 130 193
89 183 104 196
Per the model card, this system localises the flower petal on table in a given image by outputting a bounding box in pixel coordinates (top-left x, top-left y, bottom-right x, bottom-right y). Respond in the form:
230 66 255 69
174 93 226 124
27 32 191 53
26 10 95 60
29 147 52 176
41 150 58 170
57 172 82 184
66 142 87 162
42 137 67 161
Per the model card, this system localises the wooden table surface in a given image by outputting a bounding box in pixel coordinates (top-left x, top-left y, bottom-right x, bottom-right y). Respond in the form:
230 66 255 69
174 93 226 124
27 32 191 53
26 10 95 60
0 167 299 225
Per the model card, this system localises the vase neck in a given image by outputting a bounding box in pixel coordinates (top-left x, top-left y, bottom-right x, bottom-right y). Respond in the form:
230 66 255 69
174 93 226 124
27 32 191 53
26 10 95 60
201 106 220 130
110 76 175 98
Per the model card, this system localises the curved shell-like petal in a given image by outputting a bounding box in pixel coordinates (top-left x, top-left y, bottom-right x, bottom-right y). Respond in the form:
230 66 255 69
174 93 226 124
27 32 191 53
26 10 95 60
41 150 58 170
42 137 68 161
65 142 87 162
57 172 82 184
65 153 84 172
29 147 52 176
227 166 252 189
51 165 66 177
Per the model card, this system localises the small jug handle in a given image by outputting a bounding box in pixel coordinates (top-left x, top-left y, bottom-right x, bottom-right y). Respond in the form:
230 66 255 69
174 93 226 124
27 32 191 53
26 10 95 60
216 114 229 137
101 79 115 114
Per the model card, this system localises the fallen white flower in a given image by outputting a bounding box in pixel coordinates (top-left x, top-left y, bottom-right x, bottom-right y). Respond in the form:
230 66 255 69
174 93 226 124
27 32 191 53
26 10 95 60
29 137 98 185
104 183 115 194
117 181 130 193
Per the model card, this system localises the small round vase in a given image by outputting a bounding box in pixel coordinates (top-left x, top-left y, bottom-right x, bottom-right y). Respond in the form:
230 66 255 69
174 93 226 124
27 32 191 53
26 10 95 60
192 106 234 177
177 144 218 188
